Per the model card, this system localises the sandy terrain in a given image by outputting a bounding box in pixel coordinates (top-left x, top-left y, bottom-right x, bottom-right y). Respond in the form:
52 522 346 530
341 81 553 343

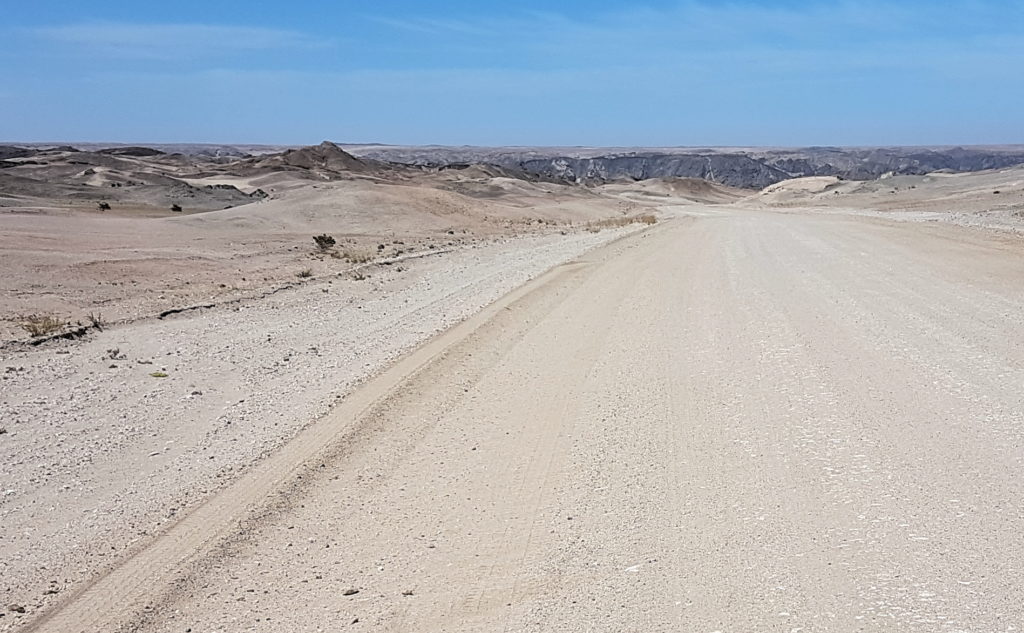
1 144 678 630
0 143 669 343
751 166 1024 232
3 145 1024 631
9 208 1024 632
0 226 649 631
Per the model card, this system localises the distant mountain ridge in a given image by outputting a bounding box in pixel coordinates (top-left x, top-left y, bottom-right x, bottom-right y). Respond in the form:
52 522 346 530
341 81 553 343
7 142 1024 189
346 145 1024 189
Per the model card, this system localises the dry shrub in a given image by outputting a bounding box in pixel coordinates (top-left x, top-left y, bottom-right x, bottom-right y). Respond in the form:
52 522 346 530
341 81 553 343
87 312 105 330
313 234 336 251
585 214 657 232
339 248 374 264
19 314 68 338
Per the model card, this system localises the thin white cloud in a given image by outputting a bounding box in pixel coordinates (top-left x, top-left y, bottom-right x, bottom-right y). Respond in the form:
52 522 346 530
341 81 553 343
33 21 328 60
368 0 1024 74
368 16 496 37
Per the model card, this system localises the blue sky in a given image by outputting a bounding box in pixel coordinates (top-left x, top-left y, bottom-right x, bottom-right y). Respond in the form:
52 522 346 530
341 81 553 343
2 1 1022 146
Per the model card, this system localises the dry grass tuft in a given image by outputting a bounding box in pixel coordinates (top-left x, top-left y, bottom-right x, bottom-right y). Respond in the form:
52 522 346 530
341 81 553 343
584 214 658 232
19 314 68 338
339 248 374 264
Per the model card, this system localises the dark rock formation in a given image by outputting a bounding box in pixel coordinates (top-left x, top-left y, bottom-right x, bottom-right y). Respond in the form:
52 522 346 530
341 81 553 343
351 145 1024 189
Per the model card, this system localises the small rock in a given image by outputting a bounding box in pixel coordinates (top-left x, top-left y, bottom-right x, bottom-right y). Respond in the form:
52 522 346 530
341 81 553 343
401 589 414 596
8 604 25 613
342 588 359 596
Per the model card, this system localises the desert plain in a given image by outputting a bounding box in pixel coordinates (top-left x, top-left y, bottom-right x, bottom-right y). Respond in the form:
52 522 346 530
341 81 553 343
1 142 1023 632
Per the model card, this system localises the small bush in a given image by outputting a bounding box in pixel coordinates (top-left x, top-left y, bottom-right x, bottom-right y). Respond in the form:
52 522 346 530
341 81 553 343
97 202 111 211
313 234 336 251
87 312 105 330
296 269 313 278
19 314 68 338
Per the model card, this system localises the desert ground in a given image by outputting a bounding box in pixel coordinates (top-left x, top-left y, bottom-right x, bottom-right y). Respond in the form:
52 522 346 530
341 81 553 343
1 144 1023 632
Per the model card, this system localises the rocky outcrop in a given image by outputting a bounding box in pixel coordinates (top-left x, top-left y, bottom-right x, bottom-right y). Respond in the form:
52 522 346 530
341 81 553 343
760 147 1024 182
351 145 1024 189
97 147 166 157
239 141 388 180
518 154 791 189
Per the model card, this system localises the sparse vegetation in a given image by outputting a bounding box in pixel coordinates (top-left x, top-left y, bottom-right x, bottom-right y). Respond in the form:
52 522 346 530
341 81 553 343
97 202 111 211
584 214 658 232
149 371 168 378
296 268 313 278
18 314 68 338
171 203 182 212
87 312 105 330
313 234 336 251
339 248 374 263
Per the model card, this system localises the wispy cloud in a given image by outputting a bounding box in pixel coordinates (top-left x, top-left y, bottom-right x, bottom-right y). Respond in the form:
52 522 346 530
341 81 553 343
367 0 1024 75
33 21 329 60
367 16 497 37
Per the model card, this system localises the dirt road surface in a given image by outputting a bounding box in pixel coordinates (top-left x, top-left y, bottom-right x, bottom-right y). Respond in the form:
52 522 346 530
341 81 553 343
23 209 1024 632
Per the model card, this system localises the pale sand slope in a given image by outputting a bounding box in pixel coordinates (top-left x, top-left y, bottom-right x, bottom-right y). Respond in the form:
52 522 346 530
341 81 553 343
0 176 659 342
750 166 1024 232
17 208 1024 632
0 227 643 630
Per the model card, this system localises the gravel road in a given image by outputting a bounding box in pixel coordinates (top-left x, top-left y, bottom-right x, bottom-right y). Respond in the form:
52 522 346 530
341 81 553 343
14 209 1024 632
